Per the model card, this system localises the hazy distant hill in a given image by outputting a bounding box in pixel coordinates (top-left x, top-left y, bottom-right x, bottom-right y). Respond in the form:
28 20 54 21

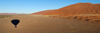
31 10 56 15
0 13 26 15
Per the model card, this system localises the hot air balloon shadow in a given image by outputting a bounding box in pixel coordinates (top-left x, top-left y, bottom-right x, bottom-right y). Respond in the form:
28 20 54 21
11 19 20 28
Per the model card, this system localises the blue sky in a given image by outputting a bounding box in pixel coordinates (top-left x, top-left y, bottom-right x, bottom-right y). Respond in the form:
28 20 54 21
0 0 100 14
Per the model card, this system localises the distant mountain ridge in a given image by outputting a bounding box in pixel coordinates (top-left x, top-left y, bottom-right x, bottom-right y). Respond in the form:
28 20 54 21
31 10 57 15
0 13 26 15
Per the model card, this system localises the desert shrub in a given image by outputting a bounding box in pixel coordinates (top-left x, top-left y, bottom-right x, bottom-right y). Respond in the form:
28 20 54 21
93 20 100 22
73 16 78 19
0 15 12 18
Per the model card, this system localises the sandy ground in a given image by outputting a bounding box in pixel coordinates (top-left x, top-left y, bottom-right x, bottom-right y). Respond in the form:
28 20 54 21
0 15 100 33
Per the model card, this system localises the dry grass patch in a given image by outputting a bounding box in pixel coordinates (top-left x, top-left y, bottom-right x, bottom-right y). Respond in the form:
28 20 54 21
0 15 12 18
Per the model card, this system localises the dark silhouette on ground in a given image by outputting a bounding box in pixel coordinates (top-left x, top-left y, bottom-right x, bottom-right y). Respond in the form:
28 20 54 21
11 19 20 28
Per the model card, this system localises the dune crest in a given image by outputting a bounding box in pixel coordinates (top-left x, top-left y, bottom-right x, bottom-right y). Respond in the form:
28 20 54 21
43 3 100 16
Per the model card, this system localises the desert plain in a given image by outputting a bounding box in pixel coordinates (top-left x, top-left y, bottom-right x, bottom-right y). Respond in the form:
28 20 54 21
0 14 100 33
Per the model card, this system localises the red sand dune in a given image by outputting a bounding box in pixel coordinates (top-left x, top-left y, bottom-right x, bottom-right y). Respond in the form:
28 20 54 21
43 3 100 16
31 3 100 22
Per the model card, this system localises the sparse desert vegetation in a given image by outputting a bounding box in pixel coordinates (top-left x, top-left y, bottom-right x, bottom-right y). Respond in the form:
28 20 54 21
0 15 12 18
47 14 100 23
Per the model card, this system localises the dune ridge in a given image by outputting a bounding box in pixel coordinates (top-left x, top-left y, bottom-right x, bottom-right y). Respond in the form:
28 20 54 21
31 3 100 22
